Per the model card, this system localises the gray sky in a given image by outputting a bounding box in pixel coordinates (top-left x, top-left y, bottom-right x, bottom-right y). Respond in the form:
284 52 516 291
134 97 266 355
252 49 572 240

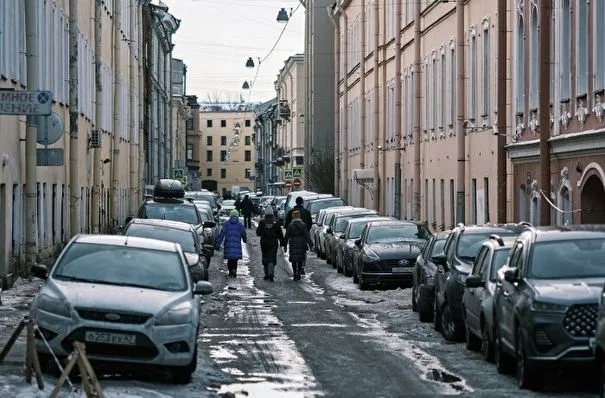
162 0 305 105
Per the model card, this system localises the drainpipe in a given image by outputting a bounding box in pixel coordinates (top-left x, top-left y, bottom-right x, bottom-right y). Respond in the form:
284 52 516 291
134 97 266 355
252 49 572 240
373 0 380 211
129 0 137 214
92 0 103 233
539 0 552 226
496 0 507 223
394 0 402 219
413 0 422 220
138 7 145 195
327 6 340 197
359 0 366 208
381 30 387 214
111 0 122 229
455 0 466 224
24 0 39 267
342 10 349 204
68 0 79 237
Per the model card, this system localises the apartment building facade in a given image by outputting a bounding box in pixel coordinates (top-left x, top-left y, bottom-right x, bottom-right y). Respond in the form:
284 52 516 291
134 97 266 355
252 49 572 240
253 98 278 195
198 111 256 197
186 94 202 190
275 55 306 191
171 58 190 177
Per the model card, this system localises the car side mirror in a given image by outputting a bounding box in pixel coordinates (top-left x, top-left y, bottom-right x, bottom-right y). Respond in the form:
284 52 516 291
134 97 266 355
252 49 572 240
31 264 49 280
193 281 213 295
354 239 362 247
327 227 333 235
431 253 447 266
125 216 133 225
465 275 484 288
339 233 346 239
503 267 519 283
203 221 216 229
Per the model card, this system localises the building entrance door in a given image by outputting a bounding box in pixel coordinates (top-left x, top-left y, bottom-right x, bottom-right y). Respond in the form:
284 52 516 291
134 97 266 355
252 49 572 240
580 175 605 224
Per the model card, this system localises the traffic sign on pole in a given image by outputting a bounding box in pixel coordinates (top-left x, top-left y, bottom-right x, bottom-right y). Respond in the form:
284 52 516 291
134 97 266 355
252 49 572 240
292 168 304 178
284 180 292 188
283 170 293 179
0 90 52 116
293 178 301 187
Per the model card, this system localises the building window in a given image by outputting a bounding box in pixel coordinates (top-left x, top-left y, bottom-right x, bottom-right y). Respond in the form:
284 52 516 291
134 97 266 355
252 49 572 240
450 179 455 227
206 151 212 162
432 179 436 225
440 179 445 228
432 57 437 130
220 169 226 179
245 119 251 127
423 62 429 132
482 26 490 118
245 168 251 179
220 120 227 127
576 0 588 96
594 0 605 91
220 136 227 146
245 135 251 146
484 177 490 223
186 118 193 130
516 15 526 111
470 32 477 122
206 136 212 146
529 6 539 109
450 47 456 125
441 51 446 129
471 178 477 224
220 150 227 162
424 179 429 221
244 150 251 162
207 168 212 177
186 144 193 160
560 0 571 99
206 120 213 128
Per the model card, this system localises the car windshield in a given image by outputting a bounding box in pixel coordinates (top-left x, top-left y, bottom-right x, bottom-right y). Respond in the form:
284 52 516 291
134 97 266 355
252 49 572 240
457 232 516 263
52 243 188 292
309 199 346 214
125 224 197 253
349 222 371 239
186 193 216 207
335 214 376 232
141 203 199 224
222 200 235 207
489 248 512 280
528 239 605 279
366 224 429 243
431 238 447 256
324 213 337 226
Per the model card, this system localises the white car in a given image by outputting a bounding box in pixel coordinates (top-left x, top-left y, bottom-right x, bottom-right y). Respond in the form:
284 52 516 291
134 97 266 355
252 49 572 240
29 234 213 384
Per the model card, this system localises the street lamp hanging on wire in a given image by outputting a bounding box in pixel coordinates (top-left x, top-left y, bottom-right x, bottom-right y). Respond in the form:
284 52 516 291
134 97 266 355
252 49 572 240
276 7 290 23
242 81 250 89
245 57 255 68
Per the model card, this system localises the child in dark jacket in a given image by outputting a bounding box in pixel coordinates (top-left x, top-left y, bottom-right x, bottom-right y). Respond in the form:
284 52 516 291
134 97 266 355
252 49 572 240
215 209 247 277
256 207 284 281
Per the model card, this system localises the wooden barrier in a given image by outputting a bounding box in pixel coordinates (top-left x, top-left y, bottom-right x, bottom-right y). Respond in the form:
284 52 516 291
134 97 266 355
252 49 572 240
49 341 105 398
0 315 44 390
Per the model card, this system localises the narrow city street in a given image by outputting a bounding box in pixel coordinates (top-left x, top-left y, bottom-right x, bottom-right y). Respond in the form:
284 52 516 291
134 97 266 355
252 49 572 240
0 230 599 397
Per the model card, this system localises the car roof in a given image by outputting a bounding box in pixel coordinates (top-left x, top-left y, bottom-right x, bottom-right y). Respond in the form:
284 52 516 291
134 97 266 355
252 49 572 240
346 216 393 225
309 197 343 203
455 224 527 234
334 209 378 217
483 235 517 249
530 225 605 242
128 218 194 232
323 206 355 214
73 234 179 252
365 220 422 228
144 198 196 207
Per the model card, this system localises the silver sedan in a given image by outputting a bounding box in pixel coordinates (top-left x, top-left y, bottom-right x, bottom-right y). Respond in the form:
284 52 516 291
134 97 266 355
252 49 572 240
29 234 213 384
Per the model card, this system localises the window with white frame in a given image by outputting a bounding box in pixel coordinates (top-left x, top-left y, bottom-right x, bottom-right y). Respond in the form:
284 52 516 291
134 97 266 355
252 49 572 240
529 6 539 109
516 15 525 111
576 0 588 96
423 60 428 133
366 3 372 55
450 45 456 126
410 69 416 140
387 81 396 142
441 49 446 129
366 90 373 148
0 1 8 77
431 56 437 130
482 22 490 119
594 0 605 91
340 33 345 77
386 0 395 41
469 29 477 122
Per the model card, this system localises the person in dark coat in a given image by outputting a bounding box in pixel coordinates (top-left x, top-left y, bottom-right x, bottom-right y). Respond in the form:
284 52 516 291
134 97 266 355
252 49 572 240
283 210 313 281
240 194 254 229
284 196 313 274
256 207 284 281
215 209 247 277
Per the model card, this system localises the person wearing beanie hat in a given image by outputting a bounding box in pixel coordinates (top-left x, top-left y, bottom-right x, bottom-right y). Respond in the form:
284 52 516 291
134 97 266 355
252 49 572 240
215 208 247 278
256 206 284 281
284 197 313 275
283 209 313 281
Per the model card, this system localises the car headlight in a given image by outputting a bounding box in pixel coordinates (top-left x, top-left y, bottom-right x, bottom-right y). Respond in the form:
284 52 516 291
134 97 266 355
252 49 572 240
37 294 71 318
362 252 380 263
530 301 568 313
155 307 193 325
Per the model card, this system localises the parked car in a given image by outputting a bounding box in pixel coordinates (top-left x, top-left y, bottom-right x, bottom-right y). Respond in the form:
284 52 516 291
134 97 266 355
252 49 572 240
304 196 345 218
123 219 213 281
30 234 213 384
185 190 221 216
284 190 318 214
494 225 605 390
432 223 529 342
351 220 432 290
412 231 451 322
324 209 380 267
317 207 358 260
462 234 516 361
219 199 236 222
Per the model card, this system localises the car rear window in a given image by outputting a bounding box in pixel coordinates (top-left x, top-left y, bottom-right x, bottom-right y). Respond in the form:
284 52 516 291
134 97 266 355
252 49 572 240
489 248 512 280
141 203 199 225
125 224 197 253
366 224 428 244
457 232 516 263
309 198 346 214
529 239 605 279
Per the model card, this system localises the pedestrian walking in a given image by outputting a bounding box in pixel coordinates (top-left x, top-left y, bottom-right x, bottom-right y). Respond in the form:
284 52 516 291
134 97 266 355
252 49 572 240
256 206 284 281
215 209 247 278
240 194 254 229
284 196 313 274
283 210 313 281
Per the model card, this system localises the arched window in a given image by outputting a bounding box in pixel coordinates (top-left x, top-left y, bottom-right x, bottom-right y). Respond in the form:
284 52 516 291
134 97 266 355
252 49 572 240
516 16 525 112
529 6 539 109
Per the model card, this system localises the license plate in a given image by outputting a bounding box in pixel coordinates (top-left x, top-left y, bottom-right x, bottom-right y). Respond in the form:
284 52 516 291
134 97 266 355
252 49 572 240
392 267 411 273
84 331 136 346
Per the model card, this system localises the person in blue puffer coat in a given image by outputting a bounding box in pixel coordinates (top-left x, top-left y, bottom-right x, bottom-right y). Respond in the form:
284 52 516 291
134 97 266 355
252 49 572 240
215 209 247 277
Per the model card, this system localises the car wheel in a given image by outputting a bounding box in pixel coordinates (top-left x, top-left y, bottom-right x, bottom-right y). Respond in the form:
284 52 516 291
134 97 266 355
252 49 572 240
418 288 433 323
481 321 495 363
516 327 539 390
465 323 481 352
411 284 418 312
440 302 459 341
494 325 513 374
171 346 197 385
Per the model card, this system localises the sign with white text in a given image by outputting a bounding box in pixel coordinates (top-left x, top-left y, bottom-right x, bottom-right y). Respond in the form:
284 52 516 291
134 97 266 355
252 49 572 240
0 90 52 116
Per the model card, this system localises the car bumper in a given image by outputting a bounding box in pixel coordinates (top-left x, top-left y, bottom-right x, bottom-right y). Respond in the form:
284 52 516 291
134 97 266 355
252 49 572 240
32 309 197 367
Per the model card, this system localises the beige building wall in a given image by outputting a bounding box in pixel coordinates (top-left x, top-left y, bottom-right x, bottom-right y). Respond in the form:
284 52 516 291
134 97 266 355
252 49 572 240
334 0 512 229
198 111 256 197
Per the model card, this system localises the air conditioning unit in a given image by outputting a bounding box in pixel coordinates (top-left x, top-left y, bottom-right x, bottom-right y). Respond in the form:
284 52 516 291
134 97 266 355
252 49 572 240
352 169 374 182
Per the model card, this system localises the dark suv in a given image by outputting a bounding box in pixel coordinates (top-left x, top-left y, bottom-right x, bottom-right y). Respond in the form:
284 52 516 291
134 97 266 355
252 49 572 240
433 223 529 341
494 225 605 390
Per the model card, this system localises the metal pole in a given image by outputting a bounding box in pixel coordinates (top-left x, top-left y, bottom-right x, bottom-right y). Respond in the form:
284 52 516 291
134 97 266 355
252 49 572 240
496 0 507 223
342 11 349 204
539 0 552 226
111 0 121 229
413 0 422 220
129 0 137 215
68 0 79 237
359 0 367 208
394 0 402 219
455 0 466 224
92 0 103 233
327 7 340 197
24 0 39 268
373 0 380 212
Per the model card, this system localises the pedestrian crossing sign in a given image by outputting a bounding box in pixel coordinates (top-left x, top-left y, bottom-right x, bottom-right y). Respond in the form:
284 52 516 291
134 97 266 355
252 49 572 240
292 168 304 178
283 170 293 179
173 169 185 179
